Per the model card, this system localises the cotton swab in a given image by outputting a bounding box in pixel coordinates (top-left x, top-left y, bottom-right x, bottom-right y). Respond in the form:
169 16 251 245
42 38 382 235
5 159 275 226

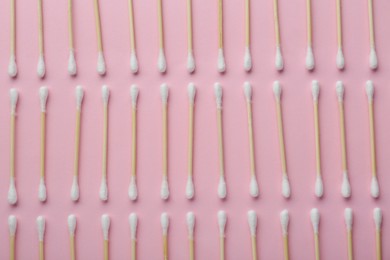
217 0 226 72
37 0 46 78
310 208 320 260
94 0 106 75
39 86 48 202
157 0 167 73
366 81 379 198
280 210 290 260
247 210 258 260
243 82 259 197
186 0 195 73
161 213 169 260
129 85 139 201
129 213 138 260
160 84 170 200
8 89 18 205
218 210 227 260
368 0 378 69
373 208 382 260
8 215 17 260
273 81 290 198
67 0 76 75
336 0 345 69
37 216 46 260
128 0 138 73
243 0 252 71
186 83 196 199
273 0 283 70
101 214 110 260
214 83 227 199
344 208 353 260
100 86 110 201
8 0 17 77
311 81 323 198
305 0 315 70
187 212 195 260
68 214 77 260
336 81 351 198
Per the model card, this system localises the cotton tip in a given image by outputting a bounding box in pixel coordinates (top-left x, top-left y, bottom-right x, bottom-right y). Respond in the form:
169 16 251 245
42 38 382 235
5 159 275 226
130 84 139 108
187 83 196 104
38 178 47 202
371 175 379 198
243 82 252 102
186 176 194 199
8 215 17 236
214 82 223 108
250 176 259 198
310 208 320 234
336 81 344 102
129 213 138 240
280 210 289 236
130 51 139 74
68 214 77 236
217 48 226 73
336 48 345 69
312 80 320 101
373 208 382 230
158 48 167 73
75 85 84 110
70 176 79 201
366 80 374 102
247 210 257 236
273 81 282 101
369 47 378 70
97 51 106 75
8 177 17 205
36 216 46 241
128 176 138 200
160 83 169 104
282 175 291 198
37 54 46 78
244 47 252 72
218 175 227 199
275 46 284 71
341 172 351 198
39 86 49 112
101 85 110 105
187 51 196 73
218 210 227 236
161 213 169 235
101 214 110 240
344 208 353 231
161 176 169 200
315 175 323 198
305 46 315 70
9 88 18 115
186 212 195 238
68 50 77 76
99 178 108 201
8 54 17 77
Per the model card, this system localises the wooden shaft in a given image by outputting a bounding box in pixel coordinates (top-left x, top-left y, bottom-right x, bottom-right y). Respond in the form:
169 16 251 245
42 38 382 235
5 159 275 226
273 0 281 46
368 0 375 47
245 0 250 47
189 238 194 260
39 241 44 260
219 236 225 260
368 103 377 176
313 102 321 176
38 0 44 55
128 0 136 51
74 110 81 178
218 0 223 49
162 104 168 177
131 109 137 177
10 115 16 178
314 233 320 260
10 236 15 260
157 0 164 49
68 0 74 50
376 230 382 260
217 109 225 177
347 230 353 260
102 105 108 179
246 103 256 176
338 102 347 172
93 0 103 52
10 0 15 55
251 236 257 260
163 235 168 260
103 240 109 260
306 0 312 46
131 239 136 260
283 235 289 260
187 0 193 51
275 101 287 175
336 0 342 48
40 112 46 178
70 236 76 260
188 104 194 177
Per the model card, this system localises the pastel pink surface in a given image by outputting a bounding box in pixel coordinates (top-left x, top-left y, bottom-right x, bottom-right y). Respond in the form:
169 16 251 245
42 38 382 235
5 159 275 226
0 0 388 259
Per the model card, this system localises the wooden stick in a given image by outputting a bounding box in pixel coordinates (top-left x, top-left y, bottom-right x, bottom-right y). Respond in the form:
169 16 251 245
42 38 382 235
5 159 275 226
338 99 347 176
10 111 16 180
376 230 382 260
9 215 17 260
314 233 320 260
157 0 164 49
128 0 136 52
219 236 225 260
74 108 81 179
306 0 312 46
131 106 137 180
218 211 227 260
283 236 289 260
100 86 109 201
93 0 103 52
187 0 193 52
245 0 250 47
40 112 46 180
346 230 353 260
68 0 74 50
101 215 110 260
373 208 382 260
218 0 223 49
10 0 15 56
8 89 18 205
160 85 169 199
38 0 44 56
189 238 194 260
215 83 226 198
162 235 168 260
10 235 15 260
313 84 320 179
273 0 281 46
336 0 342 49
250 236 257 260
39 241 44 260
186 84 196 199
311 209 320 260
368 99 376 177
368 0 375 48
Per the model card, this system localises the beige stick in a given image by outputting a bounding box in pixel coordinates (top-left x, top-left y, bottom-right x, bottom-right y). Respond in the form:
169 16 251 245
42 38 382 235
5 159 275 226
306 0 312 46
10 0 15 55
336 0 342 49
38 0 44 56
10 235 15 260
93 0 103 52
273 0 281 46
100 86 109 201
157 0 164 49
314 233 320 260
187 0 193 52
68 0 74 50
368 0 375 48
283 236 289 260
245 0 250 47
218 0 223 49
128 0 136 52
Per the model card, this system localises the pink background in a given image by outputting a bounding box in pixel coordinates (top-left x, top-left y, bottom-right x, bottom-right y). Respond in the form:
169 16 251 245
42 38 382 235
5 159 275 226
0 0 389 259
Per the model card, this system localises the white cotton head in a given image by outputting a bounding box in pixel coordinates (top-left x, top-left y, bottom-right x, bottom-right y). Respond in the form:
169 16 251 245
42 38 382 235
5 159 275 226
9 88 18 115
158 48 167 73
129 213 138 239
8 215 17 236
8 54 17 77
373 208 382 230
101 85 110 105
186 176 194 199
160 83 169 104
130 84 139 109
217 48 226 73
38 178 47 202
280 209 289 236
369 47 378 70
218 175 227 199
366 80 374 103
99 178 108 201
75 85 84 110
273 81 282 101
186 212 195 238
101 214 110 240
305 46 315 70
161 213 169 235
36 216 46 241
310 208 320 234
218 210 227 236
70 176 79 201
336 81 344 102
315 175 323 198
371 176 380 198
282 175 291 198
8 176 17 205
37 54 46 78
130 51 139 74
97 51 106 75
336 48 345 70
68 49 77 76
39 86 49 112
244 46 252 72
187 51 196 73
250 176 259 198
344 208 353 231
311 80 320 102
341 171 351 198
275 46 284 71
214 82 223 108
161 176 170 200
243 82 252 102
187 83 196 104
247 210 257 236
68 214 77 236
128 175 138 201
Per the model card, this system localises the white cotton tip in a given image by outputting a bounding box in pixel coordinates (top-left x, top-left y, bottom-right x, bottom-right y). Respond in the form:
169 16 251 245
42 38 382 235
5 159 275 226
36 216 46 241
8 54 17 77
250 176 259 198
130 51 139 74
158 48 167 73
8 215 17 236
130 84 139 109
38 178 47 202
8 177 17 205
217 48 226 73
282 175 291 198
247 210 257 236
187 83 196 104
243 81 252 102
186 176 194 199
369 47 378 70
244 46 252 72
160 83 169 104
371 176 380 198
214 82 223 108
218 210 227 236
97 51 106 75
128 175 138 201
75 85 84 110
161 176 170 200
336 48 345 69
70 176 79 201
129 213 138 240
101 214 110 240
305 46 315 70
68 214 77 236
187 51 196 73
275 46 284 71
68 49 77 76
101 85 110 105
39 86 49 112
99 178 108 201
161 213 169 235
218 175 227 199
37 54 46 78
373 208 382 230
366 80 374 102
336 81 344 102
310 208 320 234
315 175 324 198
344 208 353 231
9 88 18 115
312 80 320 101
186 212 195 238
273 81 282 101
341 171 351 198
280 210 289 236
